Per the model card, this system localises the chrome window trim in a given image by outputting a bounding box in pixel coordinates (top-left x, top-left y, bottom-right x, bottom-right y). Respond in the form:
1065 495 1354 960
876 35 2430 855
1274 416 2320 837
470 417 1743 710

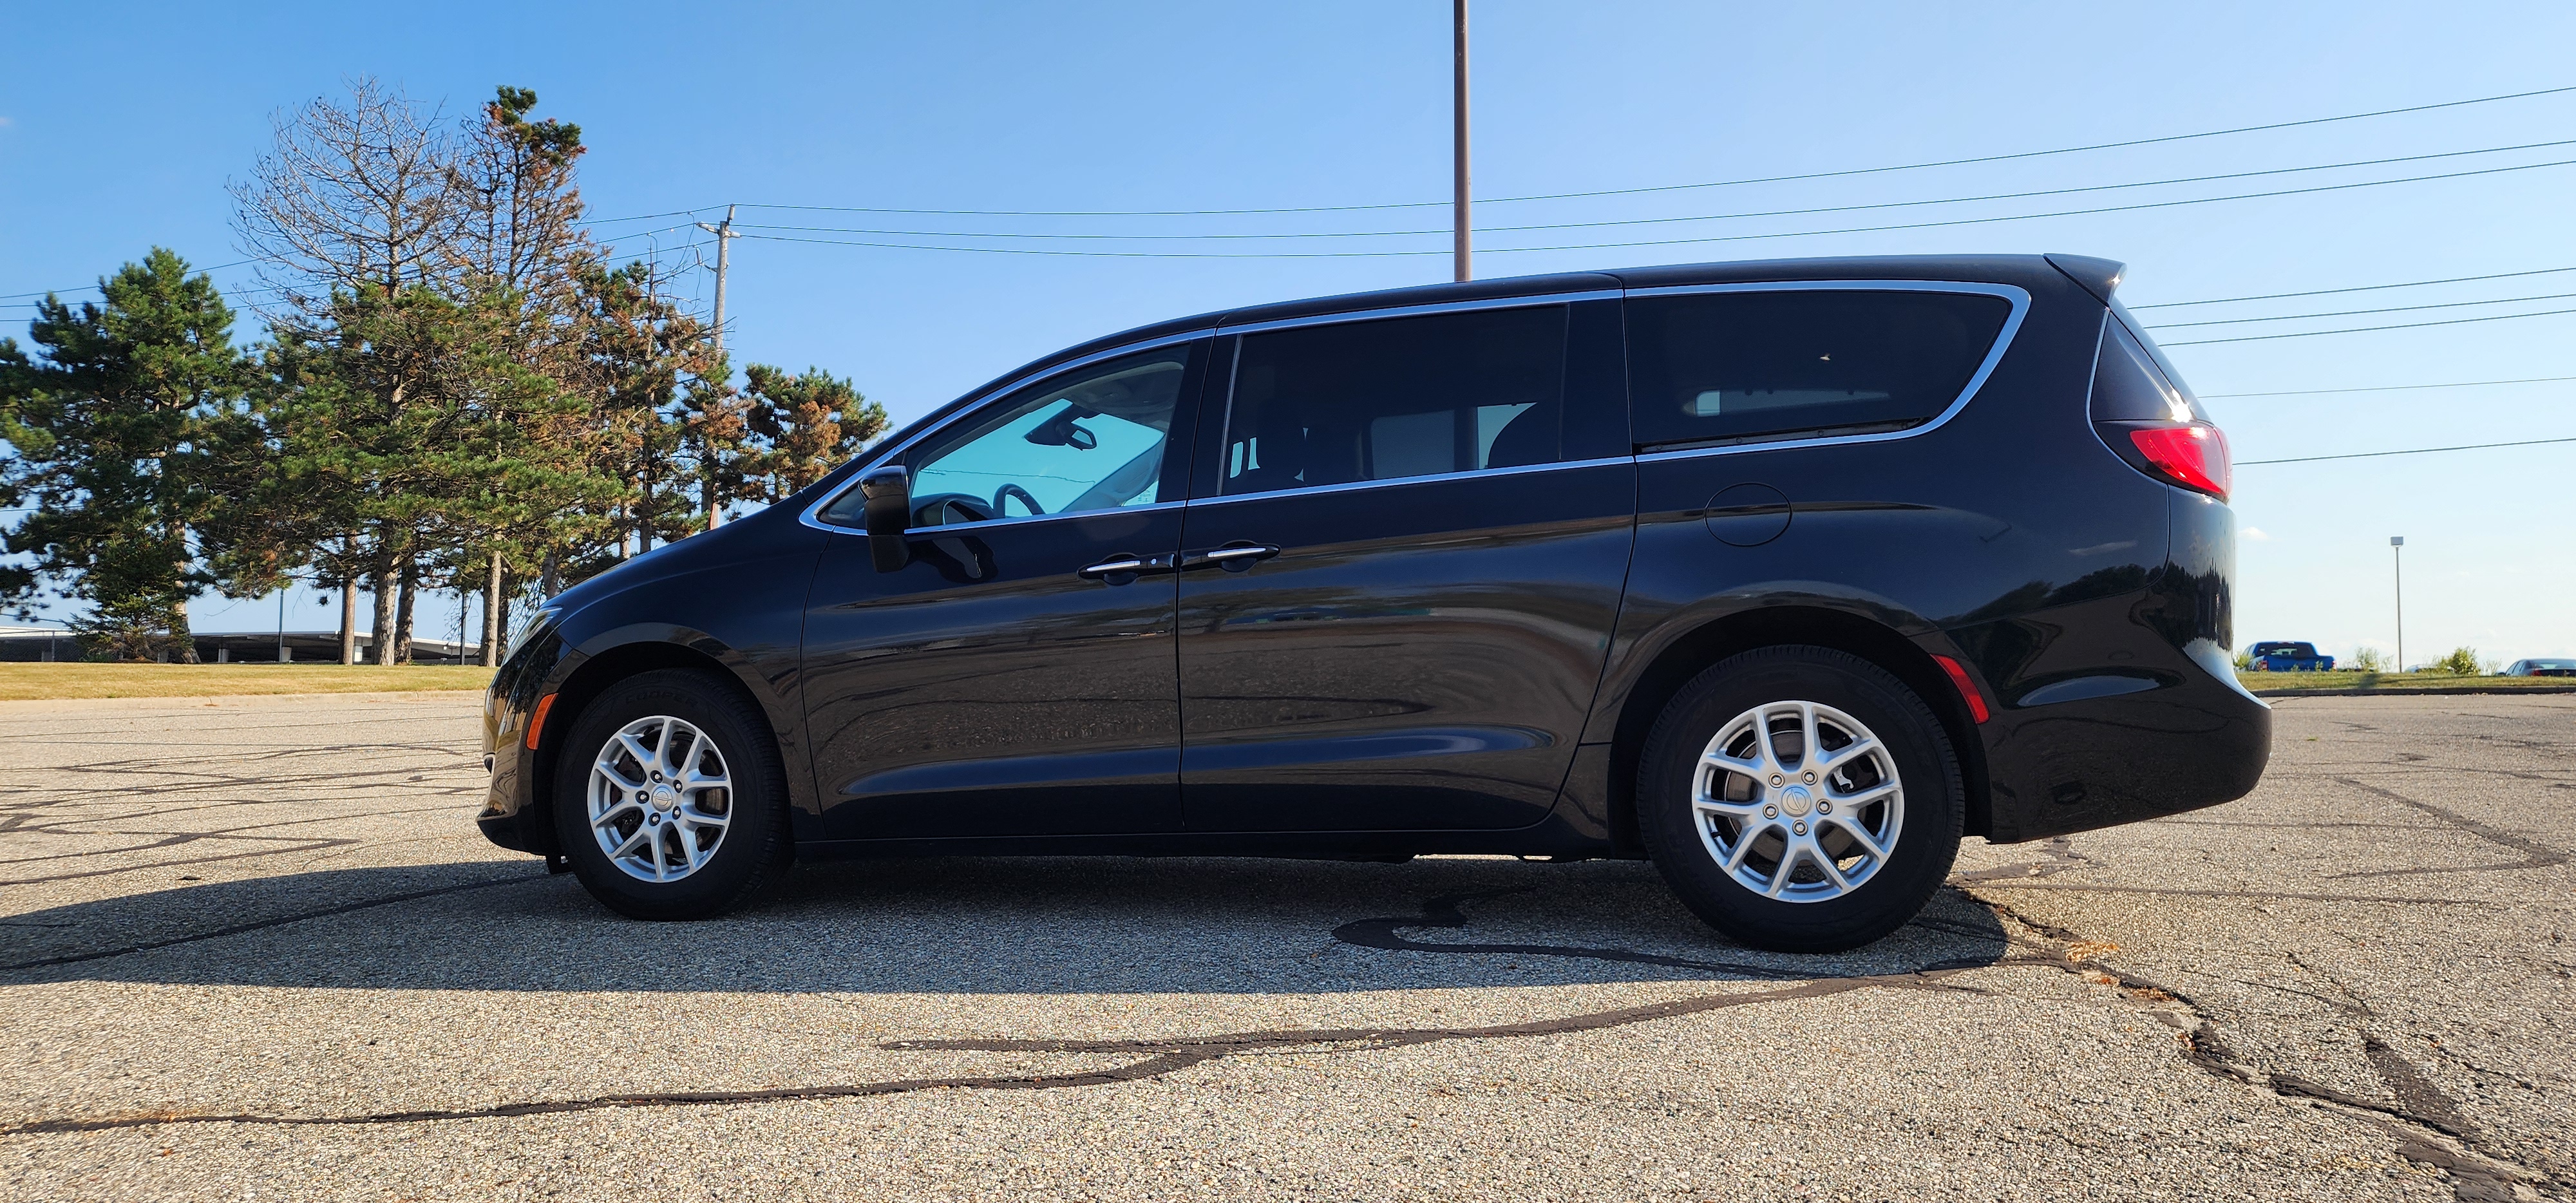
804 278 2031 529
1211 289 1618 337
1184 455 1633 509
896 498 1186 537
1625 279 2032 465
800 328 1213 532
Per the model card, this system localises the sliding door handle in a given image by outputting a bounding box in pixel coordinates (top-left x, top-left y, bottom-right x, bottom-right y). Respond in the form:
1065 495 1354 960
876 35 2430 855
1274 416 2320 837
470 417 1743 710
1077 553 1177 582
1180 542 1281 572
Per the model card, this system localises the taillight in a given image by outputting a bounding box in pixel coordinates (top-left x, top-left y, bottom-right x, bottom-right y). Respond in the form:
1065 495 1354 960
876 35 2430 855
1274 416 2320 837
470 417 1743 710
2126 424 2230 501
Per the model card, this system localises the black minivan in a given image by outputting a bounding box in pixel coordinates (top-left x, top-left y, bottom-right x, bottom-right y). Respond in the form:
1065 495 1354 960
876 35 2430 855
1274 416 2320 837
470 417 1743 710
480 253 2269 952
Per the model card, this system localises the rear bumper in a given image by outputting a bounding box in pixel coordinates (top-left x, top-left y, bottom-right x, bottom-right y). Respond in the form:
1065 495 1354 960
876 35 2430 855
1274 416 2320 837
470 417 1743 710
1972 638 2269 842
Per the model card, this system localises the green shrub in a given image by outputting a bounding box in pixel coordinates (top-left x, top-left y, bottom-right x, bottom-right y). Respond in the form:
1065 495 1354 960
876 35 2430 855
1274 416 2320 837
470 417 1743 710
2434 646 2482 676
2351 646 2389 672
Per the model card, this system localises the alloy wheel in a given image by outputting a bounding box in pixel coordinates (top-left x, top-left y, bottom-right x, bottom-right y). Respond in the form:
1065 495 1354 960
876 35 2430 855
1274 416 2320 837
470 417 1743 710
586 714 734 883
1692 699 1904 902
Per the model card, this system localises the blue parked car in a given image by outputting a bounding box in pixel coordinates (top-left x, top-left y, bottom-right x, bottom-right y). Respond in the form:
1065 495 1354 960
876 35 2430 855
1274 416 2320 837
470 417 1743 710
2248 641 2335 672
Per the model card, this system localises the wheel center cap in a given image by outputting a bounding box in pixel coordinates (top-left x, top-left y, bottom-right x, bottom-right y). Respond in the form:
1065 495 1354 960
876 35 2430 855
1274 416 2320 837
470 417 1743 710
652 785 676 810
1779 785 1814 818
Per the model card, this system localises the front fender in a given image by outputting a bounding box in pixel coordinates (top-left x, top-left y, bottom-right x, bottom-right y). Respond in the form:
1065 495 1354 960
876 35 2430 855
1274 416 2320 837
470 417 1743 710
477 518 828 857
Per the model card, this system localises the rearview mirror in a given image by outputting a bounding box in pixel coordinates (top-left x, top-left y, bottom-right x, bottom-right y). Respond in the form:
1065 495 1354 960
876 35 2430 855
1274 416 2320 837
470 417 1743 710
858 464 913 573
1024 406 1100 450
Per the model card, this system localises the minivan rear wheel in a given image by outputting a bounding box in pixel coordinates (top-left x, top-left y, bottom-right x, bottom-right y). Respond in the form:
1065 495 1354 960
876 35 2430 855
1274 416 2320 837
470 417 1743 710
551 669 793 920
1637 646 1962 953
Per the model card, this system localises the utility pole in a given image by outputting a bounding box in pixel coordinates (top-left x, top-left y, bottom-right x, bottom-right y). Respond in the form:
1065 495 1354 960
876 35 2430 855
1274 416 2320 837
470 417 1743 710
2390 536 2406 671
276 583 288 663
1452 0 1471 283
696 205 741 529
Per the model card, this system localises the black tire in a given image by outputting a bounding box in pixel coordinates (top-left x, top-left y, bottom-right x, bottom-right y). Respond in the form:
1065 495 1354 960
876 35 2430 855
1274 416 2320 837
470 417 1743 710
1636 645 1962 953
551 668 793 920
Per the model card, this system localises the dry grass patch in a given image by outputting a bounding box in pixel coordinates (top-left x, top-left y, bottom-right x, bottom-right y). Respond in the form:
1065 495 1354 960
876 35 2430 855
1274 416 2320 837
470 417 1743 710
0 662 491 700
2240 670 2574 694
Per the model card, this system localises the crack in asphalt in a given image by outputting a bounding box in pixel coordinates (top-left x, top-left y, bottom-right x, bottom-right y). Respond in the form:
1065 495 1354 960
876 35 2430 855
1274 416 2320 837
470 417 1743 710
2328 776 2570 880
1962 890 2562 1200
0 874 545 972
5 860 2568 1203
0 989 1987 1137
0 888 1993 1135
5 702 2569 1198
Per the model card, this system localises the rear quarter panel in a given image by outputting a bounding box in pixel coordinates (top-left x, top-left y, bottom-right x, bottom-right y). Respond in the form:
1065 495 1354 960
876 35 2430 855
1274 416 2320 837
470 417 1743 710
1587 268 2188 838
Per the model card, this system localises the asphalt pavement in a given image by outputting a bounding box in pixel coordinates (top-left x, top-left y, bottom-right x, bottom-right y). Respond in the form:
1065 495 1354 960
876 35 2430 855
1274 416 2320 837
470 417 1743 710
0 689 2568 1201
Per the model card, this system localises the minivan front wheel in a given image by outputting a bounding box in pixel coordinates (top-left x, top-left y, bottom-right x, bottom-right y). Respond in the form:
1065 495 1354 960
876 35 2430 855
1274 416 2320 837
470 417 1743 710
551 669 792 920
1638 647 1962 952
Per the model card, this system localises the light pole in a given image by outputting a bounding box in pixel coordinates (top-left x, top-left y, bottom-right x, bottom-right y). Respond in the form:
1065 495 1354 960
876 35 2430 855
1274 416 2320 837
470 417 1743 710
2390 536 2405 672
1452 0 1470 283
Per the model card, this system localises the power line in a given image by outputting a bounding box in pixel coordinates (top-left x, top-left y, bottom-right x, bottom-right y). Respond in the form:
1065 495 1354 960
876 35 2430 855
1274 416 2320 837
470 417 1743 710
580 207 721 229
1 223 702 308
735 155 2576 260
2201 374 2576 399
2162 306 2576 346
665 82 2576 220
2143 289 2576 330
1485 156 2576 255
2239 435 2576 464
2128 265 2576 308
724 137 2576 243
3 233 709 314
0 257 262 302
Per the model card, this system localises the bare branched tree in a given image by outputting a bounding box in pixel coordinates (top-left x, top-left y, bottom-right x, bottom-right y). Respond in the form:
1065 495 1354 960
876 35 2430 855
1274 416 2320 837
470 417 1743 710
230 77 459 320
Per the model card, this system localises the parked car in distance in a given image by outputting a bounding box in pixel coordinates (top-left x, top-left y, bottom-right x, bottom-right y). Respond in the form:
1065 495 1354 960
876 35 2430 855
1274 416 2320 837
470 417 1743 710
2246 641 2334 672
479 252 2271 953
2503 658 2576 677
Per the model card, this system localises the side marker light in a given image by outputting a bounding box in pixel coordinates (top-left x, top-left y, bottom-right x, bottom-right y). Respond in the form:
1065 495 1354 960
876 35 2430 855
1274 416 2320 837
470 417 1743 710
524 694 558 751
1930 655 1991 724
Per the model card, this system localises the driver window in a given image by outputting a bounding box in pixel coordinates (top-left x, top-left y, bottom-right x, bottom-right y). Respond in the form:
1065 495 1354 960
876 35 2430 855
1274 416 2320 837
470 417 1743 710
902 347 1193 528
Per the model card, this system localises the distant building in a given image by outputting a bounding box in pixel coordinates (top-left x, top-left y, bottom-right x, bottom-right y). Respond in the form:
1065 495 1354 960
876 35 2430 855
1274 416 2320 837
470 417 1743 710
0 625 480 663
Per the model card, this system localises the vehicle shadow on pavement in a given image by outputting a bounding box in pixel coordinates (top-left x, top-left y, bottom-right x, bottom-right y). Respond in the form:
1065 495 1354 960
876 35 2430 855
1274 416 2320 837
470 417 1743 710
0 855 2008 993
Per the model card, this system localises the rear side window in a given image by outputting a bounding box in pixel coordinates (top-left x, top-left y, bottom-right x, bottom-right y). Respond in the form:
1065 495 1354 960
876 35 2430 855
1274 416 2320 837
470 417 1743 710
1625 289 2014 447
2091 314 2210 424
1220 306 1567 496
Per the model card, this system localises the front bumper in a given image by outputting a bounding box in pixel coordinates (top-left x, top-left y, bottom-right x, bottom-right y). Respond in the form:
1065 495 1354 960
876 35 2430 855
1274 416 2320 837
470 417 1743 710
476 621 569 856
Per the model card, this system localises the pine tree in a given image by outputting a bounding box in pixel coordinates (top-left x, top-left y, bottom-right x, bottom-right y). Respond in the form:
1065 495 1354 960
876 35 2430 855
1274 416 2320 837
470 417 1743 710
0 251 254 660
740 365 889 502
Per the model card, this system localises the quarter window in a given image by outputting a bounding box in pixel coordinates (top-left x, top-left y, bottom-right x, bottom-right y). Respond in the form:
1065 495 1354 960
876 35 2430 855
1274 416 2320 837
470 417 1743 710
1220 306 1567 497
1625 289 2014 447
2091 315 2210 424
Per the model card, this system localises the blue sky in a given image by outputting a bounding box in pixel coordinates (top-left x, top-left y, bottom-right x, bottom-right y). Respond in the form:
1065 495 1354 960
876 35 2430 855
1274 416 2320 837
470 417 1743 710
4 1 2572 665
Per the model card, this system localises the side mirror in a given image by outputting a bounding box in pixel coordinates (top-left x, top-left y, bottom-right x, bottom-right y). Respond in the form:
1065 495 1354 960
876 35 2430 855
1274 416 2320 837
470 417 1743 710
858 464 913 573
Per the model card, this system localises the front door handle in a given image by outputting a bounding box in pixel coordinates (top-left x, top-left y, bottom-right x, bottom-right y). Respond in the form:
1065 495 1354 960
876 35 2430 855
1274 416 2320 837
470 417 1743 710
1180 542 1282 572
1077 553 1177 582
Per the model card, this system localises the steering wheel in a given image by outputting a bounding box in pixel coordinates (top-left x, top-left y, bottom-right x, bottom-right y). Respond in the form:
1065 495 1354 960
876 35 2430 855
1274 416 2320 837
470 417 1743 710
910 492 998 526
994 483 1045 518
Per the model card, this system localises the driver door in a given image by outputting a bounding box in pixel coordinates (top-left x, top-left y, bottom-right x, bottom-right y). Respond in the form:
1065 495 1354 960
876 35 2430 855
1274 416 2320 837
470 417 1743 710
800 341 1208 841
